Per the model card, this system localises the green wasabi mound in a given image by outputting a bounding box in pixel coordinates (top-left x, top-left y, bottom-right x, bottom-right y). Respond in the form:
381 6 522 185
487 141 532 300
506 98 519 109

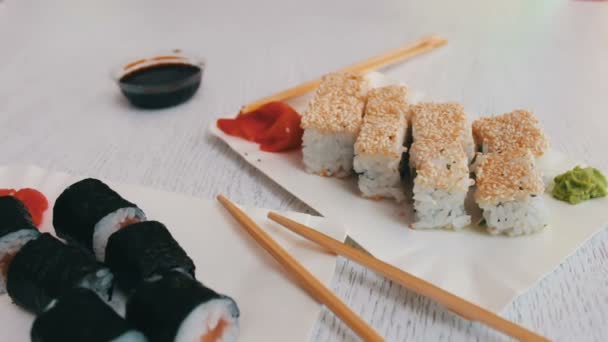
552 166 608 204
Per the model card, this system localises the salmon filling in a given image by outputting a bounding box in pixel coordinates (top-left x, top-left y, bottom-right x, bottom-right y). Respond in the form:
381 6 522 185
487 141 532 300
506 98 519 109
119 217 141 229
200 318 229 342
0 253 16 278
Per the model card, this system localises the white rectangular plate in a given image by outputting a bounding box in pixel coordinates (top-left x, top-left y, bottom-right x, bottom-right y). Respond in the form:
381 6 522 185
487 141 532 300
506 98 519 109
210 71 608 312
0 165 345 342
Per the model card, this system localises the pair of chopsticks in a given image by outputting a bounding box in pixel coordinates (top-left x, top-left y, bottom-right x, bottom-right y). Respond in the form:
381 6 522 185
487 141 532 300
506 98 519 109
240 35 447 113
218 195 383 341
218 195 550 342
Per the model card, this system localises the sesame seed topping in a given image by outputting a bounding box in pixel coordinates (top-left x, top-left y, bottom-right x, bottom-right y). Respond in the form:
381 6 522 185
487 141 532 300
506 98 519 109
410 102 474 158
472 109 549 157
474 148 545 205
301 72 368 133
354 85 409 157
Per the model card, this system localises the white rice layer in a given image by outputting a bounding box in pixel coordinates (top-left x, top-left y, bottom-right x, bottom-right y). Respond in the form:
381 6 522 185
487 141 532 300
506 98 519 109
412 183 470 230
110 330 148 342
175 298 240 342
0 229 40 294
354 154 405 202
302 128 357 178
93 207 146 262
78 267 114 301
481 196 548 236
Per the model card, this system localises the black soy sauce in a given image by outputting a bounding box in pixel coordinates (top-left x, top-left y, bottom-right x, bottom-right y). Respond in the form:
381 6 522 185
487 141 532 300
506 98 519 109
118 63 202 109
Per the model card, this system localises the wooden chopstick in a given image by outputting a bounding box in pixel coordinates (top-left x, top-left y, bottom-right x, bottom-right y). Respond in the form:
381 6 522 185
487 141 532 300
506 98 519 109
216 195 384 342
267 212 551 342
240 35 447 113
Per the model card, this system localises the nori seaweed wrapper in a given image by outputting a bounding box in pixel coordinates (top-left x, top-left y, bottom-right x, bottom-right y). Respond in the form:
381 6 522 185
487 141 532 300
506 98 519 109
105 221 195 293
53 178 142 252
126 271 238 342
0 196 36 238
399 150 410 181
31 287 141 342
6 233 111 314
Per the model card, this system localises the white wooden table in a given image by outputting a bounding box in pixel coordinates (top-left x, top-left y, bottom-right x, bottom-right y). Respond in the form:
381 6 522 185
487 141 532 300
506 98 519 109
1 0 607 340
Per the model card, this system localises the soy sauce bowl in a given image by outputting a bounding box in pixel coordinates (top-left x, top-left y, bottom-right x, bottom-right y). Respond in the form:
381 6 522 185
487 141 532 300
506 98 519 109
113 52 205 109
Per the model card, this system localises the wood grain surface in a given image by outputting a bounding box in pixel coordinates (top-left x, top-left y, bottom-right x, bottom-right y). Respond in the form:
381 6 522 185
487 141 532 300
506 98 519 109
1 0 607 341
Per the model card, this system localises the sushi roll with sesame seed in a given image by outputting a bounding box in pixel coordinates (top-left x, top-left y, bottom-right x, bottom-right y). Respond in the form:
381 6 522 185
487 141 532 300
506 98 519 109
0 196 40 294
105 220 195 294
301 72 368 177
6 233 113 314
472 109 549 158
54 178 146 262
353 85 409 201
31 287 147 342
474 149 548 236
410 102 475 162
409 140 473 229
126 271 239 342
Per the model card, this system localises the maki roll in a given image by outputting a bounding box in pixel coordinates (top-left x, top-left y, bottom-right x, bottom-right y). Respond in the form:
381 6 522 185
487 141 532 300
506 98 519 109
0 196 40 293
353 85 409 202
54 178 146 261
127 271 239 342
6 233 113 313
301 72 368 177
409 140 473 229
31 287 147 342
474 149 548 235
408 102 475 229
105 221 195 293
473 110 549 236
